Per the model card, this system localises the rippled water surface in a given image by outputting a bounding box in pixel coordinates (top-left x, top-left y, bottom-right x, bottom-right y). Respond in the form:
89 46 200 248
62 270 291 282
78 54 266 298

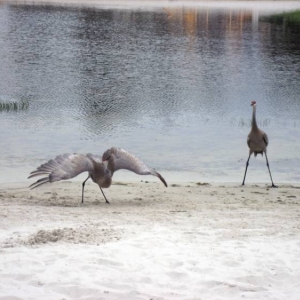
0 2 300 183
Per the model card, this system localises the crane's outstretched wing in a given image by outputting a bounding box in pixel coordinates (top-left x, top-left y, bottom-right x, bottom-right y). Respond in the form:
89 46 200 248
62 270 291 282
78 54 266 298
108 147 167 187
28 153 95 189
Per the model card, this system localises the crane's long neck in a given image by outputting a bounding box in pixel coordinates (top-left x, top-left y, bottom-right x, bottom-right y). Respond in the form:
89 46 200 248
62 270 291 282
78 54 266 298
251 105 258 130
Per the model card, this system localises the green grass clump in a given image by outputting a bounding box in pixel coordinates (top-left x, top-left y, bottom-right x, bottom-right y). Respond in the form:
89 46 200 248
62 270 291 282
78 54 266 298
0 100 29 112
263 10 300 26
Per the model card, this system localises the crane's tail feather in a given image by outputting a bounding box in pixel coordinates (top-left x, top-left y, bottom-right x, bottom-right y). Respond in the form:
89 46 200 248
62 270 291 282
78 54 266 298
29 177 50 189
155 171 168 187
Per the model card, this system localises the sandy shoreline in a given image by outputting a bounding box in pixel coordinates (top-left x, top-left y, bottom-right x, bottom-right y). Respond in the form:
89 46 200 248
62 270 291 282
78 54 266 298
0 180 300 299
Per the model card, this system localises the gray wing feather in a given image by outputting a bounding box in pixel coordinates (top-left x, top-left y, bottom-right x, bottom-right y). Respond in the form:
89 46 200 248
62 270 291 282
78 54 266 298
110 148 153 174
247 136 251 148
28 153 94 189
262 132 269 147
109 148 167 187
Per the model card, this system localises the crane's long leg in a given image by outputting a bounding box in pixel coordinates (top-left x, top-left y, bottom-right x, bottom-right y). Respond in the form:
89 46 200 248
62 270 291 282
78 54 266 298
265 153 278 188
242 153 252 185
99 187 110 204
82 175 90 204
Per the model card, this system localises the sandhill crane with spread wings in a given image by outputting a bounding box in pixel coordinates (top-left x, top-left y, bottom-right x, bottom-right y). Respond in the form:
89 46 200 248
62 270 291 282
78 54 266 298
242 101 277 187
28 147 168 203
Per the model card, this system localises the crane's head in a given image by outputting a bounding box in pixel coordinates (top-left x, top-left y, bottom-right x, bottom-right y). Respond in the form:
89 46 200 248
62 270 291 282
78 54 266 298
251 100 257 106
102 149 112 162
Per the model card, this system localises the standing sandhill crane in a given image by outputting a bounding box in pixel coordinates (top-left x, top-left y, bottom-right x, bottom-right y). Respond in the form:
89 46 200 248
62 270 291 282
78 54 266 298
242 101 277 187
28 147 168 204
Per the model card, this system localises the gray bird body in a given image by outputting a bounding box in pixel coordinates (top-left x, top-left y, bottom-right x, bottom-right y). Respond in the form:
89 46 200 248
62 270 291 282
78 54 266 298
29 147 167 203
247 129 268 157
246 104 268 157
242 102 277 187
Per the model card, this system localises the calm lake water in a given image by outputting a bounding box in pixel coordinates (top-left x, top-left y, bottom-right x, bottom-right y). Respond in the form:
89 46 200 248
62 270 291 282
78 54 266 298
0 2 300 184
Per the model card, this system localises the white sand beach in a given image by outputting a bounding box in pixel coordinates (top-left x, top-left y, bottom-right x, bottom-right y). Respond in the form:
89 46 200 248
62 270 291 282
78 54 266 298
0 180 300 299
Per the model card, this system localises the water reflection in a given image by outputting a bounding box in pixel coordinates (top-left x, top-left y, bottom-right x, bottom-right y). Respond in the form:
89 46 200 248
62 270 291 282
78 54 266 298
0 3 299 183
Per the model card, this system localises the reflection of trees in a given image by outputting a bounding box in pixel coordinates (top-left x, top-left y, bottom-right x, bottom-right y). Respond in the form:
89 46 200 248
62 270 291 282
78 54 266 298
257 17 300 119
71 7 260 134
163 7 253 35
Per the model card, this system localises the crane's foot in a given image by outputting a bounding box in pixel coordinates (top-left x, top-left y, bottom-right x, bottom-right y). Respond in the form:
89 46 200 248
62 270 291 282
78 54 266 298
271 184 278 188
105 199 110 204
